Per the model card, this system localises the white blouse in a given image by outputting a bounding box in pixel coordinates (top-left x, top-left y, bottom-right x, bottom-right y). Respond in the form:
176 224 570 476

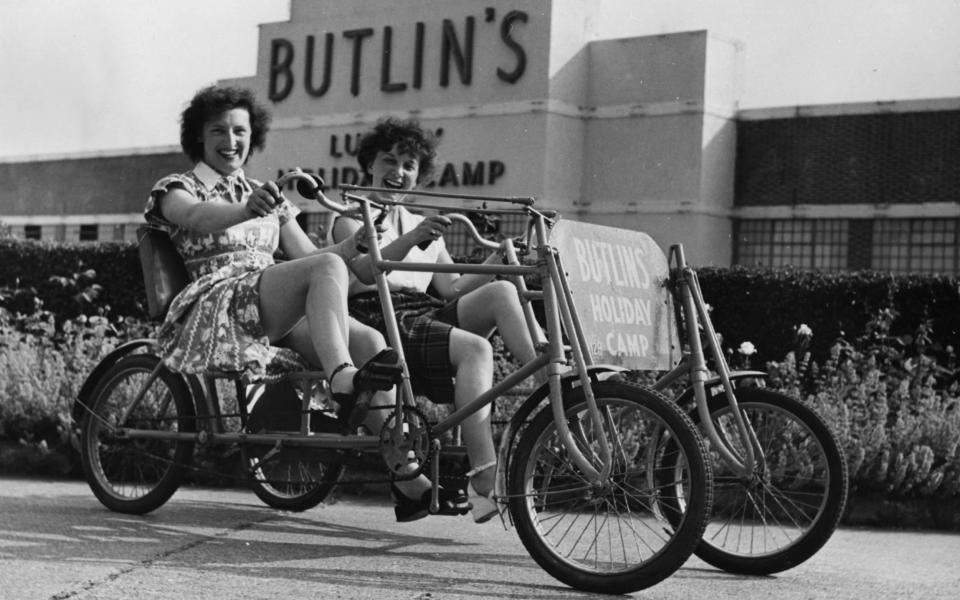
332 205 447 296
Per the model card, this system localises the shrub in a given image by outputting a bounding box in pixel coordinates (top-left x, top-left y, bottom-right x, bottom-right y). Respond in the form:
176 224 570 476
764 310 960 500
698 266 960 366
0 238 144 321
0 310 150 447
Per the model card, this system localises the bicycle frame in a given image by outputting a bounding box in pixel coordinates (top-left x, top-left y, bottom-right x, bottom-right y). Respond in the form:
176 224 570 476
79 168 846 586
652 244 762 477
341 184 615 484
85 173 643 491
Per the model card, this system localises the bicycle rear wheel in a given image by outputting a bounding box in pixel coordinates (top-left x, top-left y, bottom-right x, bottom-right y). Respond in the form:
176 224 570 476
508 381 712 594
246 443 344 511
692 387 848 574
80 354 195 514
244 382 344 511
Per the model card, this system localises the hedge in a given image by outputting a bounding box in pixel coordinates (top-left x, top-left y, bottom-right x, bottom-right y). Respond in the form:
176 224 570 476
6 239 960 365
0 238 145 321
698 266 960 366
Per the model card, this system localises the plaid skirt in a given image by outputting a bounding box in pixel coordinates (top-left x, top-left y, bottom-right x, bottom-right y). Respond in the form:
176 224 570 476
349 289 458 403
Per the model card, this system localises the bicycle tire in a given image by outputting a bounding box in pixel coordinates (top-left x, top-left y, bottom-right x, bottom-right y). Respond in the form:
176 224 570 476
243 383 344 511
80 354 195 514
508 380 712 594
690 388 848 574
246 442 344 511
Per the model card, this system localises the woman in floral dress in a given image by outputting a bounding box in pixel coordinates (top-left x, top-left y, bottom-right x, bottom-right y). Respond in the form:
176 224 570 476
144 85 401 428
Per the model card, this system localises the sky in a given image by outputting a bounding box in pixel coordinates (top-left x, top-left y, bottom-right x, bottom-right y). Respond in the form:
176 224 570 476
1 0 958 159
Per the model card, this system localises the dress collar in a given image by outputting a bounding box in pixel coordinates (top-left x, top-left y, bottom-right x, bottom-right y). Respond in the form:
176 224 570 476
193 161 246 191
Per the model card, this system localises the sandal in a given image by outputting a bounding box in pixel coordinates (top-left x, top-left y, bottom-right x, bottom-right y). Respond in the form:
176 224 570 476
391 482 471 522
466 461 499 524
331 348 403 431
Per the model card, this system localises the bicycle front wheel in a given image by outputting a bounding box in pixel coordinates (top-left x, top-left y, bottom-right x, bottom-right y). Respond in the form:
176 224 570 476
693 387 848 574
80 354 195 514
508 381 712 594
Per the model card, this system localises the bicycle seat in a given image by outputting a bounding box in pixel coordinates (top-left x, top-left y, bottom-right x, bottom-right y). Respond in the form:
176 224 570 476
137 225 189 321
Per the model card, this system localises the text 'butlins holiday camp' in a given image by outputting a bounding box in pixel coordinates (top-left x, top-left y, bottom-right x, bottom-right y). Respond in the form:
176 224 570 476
573 237 655 357
549 220 674 370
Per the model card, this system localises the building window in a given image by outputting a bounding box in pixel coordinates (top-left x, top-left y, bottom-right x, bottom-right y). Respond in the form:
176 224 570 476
872 218 959 274
735 219 848 270
24 225 41 240
79 224 99 242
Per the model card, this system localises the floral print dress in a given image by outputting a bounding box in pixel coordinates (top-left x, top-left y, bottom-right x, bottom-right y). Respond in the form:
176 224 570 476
145 162 307 379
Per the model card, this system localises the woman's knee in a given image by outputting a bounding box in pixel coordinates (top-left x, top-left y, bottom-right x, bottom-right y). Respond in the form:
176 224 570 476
349 320 386 361
449 329 493 367
473 280 516 304
305 252 349 281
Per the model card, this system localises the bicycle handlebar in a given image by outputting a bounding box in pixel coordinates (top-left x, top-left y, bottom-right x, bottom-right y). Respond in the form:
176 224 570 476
276 169 350 214
340 184 536 206
279 170 508 251
445 213 501 250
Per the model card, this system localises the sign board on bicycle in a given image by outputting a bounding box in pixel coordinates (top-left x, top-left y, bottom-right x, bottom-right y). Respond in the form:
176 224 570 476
550 220 680 370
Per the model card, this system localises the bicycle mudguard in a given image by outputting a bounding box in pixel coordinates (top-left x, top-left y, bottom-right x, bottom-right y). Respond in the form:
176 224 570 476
672 370 768 407
497 364 628 501
70 338 159 449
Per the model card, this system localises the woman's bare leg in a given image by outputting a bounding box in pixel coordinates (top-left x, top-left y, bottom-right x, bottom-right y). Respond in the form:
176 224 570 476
456 280 538 363
457 280 545 388
448 328 497 495
258 253 356 392
281 316 438 498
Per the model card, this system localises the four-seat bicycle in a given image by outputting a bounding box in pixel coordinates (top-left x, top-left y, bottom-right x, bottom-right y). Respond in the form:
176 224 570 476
73 170 846 594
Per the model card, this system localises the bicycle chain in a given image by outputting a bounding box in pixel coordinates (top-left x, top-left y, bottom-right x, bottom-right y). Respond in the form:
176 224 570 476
378 405 432 481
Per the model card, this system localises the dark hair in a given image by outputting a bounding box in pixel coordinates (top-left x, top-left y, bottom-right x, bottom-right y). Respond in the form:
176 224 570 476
179 85 271 163
356 117 439 184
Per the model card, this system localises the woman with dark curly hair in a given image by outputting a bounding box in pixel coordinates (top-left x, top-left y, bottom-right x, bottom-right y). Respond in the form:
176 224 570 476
330 117 543 523
144 85 403 432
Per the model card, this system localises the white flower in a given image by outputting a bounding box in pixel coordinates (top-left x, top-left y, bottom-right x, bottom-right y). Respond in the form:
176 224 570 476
738 341 757 356
797 323 813 337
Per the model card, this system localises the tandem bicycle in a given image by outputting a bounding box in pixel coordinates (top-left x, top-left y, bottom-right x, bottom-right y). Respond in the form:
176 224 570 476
73 170 846 594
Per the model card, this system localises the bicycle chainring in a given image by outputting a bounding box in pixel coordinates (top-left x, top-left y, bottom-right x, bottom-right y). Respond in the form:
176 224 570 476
378 406 432 481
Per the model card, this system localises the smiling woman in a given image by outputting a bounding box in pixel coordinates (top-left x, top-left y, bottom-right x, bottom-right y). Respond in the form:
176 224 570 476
144 84 404 431
327 116 549 523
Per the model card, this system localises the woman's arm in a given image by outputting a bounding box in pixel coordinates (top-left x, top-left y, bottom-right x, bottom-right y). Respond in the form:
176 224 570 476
430 248 502 300
331 213 451 284
159 181 284 234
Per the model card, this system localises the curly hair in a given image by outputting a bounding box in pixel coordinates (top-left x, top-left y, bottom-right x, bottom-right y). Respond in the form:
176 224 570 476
356 117 439 184
179 85 271 163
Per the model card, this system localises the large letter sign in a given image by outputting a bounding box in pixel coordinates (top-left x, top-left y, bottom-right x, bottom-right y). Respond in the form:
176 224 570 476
550 221 679 371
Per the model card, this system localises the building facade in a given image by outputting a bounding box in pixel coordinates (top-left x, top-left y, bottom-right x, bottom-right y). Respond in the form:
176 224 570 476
1 0 958 274
734 99 960 273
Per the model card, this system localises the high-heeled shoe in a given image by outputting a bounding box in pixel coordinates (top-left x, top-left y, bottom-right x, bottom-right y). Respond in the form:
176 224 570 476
466 461 499 524
391 482 471 523
331 348 402 431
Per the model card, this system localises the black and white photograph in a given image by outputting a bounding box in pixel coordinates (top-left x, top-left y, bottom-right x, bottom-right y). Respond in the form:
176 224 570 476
2 1 959 598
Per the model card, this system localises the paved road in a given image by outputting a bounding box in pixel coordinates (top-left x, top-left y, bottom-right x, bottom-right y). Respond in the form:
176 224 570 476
1 477 959 599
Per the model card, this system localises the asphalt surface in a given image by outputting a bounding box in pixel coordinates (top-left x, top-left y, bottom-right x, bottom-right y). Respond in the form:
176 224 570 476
1 477 959 599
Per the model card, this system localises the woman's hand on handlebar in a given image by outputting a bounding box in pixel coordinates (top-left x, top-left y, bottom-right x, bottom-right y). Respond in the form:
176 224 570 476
410 215 452 248
245 181 284 218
